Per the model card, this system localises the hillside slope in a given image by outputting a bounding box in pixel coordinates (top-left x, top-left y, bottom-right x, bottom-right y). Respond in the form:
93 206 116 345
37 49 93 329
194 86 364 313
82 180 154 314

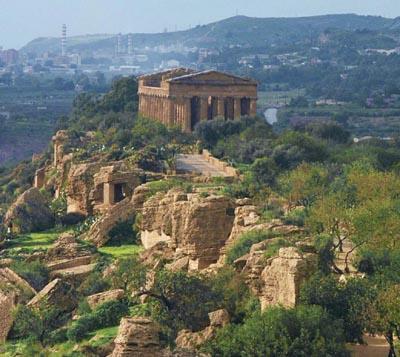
21 14 395 54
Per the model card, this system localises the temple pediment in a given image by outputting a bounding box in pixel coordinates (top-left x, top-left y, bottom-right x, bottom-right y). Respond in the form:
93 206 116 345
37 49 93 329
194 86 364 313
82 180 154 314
168 70 257 85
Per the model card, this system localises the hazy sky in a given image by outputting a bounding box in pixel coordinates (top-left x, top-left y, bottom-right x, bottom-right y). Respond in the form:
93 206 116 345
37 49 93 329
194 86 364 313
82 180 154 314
1 0 400 49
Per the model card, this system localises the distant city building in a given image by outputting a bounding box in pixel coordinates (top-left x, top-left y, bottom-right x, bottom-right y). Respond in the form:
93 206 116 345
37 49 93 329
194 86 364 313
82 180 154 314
0 49 19 65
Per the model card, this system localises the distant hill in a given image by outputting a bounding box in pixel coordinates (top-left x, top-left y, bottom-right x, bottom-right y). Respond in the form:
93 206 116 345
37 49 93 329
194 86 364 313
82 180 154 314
21 14 396 54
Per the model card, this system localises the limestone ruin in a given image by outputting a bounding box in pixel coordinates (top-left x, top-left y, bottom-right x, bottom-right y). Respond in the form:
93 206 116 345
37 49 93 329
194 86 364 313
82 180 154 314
138 68 258 132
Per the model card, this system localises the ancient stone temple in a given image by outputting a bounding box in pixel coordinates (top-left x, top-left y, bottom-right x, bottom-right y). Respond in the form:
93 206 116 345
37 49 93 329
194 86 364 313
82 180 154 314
138 68 258 132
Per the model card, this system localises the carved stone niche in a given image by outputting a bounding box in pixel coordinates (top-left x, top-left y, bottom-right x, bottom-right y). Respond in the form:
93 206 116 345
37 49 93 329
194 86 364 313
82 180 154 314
91 162 142 213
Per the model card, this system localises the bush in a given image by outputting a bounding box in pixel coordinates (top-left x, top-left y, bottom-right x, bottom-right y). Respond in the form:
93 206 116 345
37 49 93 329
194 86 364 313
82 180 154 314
107 218 138 246
226 230 279 265
283 208 307 226
67 300 129 341
250 157 278 186
10 303 67 345
11 260 50 291
78 271 111 296
204 305 349 357
300 274 374 343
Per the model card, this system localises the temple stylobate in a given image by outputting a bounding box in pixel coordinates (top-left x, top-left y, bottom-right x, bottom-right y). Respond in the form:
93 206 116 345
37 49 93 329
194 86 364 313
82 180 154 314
138 68 258 132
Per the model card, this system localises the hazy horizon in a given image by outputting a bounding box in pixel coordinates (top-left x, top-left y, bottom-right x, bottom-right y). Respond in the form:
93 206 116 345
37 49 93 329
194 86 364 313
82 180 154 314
1 0 400 49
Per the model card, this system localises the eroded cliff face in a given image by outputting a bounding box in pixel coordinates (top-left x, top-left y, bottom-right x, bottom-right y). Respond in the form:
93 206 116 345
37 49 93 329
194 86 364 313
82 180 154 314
139 188 236 270
66 162 102 216
4 187 55 234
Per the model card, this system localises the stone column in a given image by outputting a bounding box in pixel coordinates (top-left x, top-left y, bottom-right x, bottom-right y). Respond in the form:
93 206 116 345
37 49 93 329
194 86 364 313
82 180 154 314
234 98 241 119
183 98 191 132
104 183 115 206
200 97 209 121
250 98 257 117
168 98 175 126
217 97 225 118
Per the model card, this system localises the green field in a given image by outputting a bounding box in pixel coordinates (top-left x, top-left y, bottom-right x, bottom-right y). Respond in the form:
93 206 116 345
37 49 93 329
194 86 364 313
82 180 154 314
258 89 306 108
4 229 65 253
99 244 143 259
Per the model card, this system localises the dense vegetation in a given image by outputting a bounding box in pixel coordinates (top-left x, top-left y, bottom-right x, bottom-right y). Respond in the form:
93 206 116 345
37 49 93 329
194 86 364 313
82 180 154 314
2 74 400 356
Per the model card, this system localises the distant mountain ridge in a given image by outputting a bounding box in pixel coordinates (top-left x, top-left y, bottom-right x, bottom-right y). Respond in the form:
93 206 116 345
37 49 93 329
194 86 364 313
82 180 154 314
21 13 397 54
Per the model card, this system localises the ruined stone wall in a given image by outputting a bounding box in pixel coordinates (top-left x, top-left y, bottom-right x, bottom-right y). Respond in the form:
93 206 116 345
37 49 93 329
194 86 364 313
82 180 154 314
140 189 236 270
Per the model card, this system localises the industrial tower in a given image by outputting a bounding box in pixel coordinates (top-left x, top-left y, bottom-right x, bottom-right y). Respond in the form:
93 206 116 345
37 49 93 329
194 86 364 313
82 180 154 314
61 24 67 56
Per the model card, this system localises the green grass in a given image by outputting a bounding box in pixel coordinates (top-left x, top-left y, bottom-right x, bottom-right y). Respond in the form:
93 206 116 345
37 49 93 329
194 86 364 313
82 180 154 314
1 326 119 357
4 228 66 253
98 244 143 259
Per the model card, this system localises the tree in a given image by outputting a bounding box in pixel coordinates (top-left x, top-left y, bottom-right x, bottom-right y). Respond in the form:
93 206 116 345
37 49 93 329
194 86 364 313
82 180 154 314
111 256 147 293
101 76 138 112
250 157 278 186
204 305 349 357
366 285 400 357
301 274 373 343
280 163 330 208
10 303 65 346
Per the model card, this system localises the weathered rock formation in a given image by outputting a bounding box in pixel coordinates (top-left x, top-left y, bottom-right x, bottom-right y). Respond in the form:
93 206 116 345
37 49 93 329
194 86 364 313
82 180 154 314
28 278 78 313
85 179 149 247
111 317 165 357
259 247 317 309
87 289 125 309
0 267 36 300
140 189 235 270
85 198 135 247
66 162 102 216
4 187 54 234
175 309 230 351
46 232 93 261
0 268 36 343
0 292 15 343
217 202 303 265
237 246 317 310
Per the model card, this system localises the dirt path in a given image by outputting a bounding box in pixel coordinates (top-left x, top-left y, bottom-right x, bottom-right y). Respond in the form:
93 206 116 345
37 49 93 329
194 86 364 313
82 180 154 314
348 335 390 357
176 154 231 177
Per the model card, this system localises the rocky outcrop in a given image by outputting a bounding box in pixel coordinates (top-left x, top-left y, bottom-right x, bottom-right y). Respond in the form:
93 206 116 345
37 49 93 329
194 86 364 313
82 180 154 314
140 189 235 270
0 292 15 343
46 233 93 261
0 269 36 343
87 289 125 309
111 317 165 357
4 187 54 234
217 202 303 265
259 247 317 309
175 309 229 351
0 268 36 301
66 162 102 216
238 246 317 310
85 198 136 247
28 278 77 313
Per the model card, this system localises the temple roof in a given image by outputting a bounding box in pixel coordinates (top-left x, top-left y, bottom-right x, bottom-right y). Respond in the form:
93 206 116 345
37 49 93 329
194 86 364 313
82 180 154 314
139 68 257 86
167 70 257 85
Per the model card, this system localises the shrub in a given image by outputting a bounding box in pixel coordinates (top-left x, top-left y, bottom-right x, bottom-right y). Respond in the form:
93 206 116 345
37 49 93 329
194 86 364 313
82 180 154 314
300 274 374 343
11 260 50 291
67 300 129 342
10 303 67 345
283 208 307 226
78 271 111 296
204 305 349 357
263 238 291 259
226 230 280 264
107 218 138 246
